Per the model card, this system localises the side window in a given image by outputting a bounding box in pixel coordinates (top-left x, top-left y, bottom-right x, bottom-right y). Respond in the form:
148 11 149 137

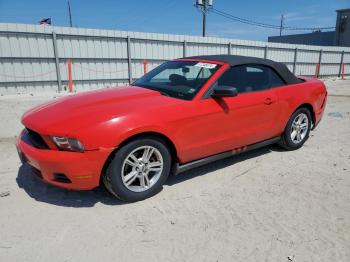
216 66 245 93
216 65 285 94
269 69 285 87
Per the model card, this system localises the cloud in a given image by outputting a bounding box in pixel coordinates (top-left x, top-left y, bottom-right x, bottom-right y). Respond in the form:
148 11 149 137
278 8 336 27
283 12 315 22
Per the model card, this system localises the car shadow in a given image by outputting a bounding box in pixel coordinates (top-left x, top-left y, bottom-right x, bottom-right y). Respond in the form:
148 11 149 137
16 164 125 207
16 144 280 207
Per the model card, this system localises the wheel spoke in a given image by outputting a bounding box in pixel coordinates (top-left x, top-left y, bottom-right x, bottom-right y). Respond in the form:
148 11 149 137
125 159 137 168
149 167 162 172
297 132 302 142
291 130 297 140
125 154 139 167
140 174 149 188
126 175 138 186
124 171 138 185
300 123 308 130
130 153 139 162
144 174 150 187
148 161 162 168
297 115 303 124
142 147 154 162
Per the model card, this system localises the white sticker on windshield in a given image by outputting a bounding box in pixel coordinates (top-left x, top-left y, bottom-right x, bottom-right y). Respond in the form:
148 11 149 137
195 62 217 69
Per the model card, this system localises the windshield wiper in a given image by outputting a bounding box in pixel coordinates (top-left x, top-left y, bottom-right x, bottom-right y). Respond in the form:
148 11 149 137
134 84 172 98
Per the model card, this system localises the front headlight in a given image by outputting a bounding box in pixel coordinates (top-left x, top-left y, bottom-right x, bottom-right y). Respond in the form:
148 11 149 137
51 136 84 152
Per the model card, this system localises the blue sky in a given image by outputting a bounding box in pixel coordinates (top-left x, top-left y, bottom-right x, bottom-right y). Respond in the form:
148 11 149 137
0 0 348 41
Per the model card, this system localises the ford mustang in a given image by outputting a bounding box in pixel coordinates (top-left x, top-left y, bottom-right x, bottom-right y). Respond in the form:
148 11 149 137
16 55 327 201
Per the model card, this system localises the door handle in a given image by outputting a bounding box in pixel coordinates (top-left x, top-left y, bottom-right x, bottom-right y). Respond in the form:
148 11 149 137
264 97 275 105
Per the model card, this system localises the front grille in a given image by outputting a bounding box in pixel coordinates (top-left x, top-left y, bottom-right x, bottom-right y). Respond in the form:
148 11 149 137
22 128 49 149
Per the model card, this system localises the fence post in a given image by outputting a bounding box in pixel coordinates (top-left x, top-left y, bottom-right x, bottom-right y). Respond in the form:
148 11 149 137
293 48 298 74
183 40 187 57
127 36 132 84
67 59 73 92
338 51 344 78
315 64 320 78
228 42 231 55
143 59 148 75
317 49 322 78
52 32 62 92
264 45 268 59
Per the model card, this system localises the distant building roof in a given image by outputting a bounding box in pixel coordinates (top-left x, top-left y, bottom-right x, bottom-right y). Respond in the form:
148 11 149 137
268 31 335 47
336 8 350 12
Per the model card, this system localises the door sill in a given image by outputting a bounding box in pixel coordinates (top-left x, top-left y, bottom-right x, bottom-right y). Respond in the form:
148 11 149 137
175 136 281 175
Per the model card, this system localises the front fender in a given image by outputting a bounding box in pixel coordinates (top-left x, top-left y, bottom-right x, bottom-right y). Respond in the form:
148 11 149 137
68 116 180 154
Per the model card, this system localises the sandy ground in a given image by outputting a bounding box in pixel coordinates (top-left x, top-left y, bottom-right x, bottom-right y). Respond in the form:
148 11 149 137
0 79 350 262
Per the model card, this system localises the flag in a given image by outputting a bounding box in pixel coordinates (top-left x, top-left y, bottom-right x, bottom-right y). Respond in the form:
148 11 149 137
39 18 51 25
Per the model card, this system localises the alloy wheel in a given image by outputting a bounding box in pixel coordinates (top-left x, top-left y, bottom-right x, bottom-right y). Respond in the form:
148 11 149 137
121 146 163 192
290 113 309 144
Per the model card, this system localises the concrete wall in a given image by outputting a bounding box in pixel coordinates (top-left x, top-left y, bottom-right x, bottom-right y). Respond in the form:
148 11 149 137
1 23 350 94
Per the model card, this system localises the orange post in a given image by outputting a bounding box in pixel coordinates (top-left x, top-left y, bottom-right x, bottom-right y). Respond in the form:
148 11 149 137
341 63 345 80
314 63 319 79
143 59 148 75
67 59 73 92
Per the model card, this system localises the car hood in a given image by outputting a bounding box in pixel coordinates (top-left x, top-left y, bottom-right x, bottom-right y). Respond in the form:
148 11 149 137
22 86 177 136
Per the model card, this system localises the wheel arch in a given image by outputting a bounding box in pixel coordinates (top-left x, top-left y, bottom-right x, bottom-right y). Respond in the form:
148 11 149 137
100 131 178 183
117 131 178 159
295 103 316 126
281 103 316 133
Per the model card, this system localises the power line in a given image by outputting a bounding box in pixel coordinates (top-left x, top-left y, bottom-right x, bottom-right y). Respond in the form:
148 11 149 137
211 8 282 29
211 8 335 31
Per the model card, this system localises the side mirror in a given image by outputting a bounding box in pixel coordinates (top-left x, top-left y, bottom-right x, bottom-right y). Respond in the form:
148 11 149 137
211 86 238 98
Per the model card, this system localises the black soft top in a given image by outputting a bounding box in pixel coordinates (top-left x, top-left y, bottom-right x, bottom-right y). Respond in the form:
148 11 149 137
184 54 302 85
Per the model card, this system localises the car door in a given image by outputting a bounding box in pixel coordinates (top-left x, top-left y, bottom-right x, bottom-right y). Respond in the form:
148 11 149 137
215 65 284 146
177 64 283 163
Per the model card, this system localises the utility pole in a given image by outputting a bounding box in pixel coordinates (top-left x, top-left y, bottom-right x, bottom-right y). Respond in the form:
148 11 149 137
279 14 284 36
68 0 73 27
195 0 213 37
202 0 207 37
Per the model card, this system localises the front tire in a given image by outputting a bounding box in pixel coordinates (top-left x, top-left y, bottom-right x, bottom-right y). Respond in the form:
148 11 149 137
279 107 312 150
103 138 171 202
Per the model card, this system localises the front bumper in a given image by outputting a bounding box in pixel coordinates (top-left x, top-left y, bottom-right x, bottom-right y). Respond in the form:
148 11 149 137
16 135 114 190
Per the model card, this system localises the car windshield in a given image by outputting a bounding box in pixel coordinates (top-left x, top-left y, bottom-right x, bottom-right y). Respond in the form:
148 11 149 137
132 60 220 100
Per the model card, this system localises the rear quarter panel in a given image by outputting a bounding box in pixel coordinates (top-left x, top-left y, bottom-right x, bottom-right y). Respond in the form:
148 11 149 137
274 77 327 133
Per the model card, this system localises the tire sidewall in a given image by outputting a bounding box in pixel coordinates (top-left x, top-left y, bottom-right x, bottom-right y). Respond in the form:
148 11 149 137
283 108 312 150
107 138 171 202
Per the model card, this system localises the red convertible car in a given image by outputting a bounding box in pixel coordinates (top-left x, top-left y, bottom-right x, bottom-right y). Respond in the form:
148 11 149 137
16 55 327 201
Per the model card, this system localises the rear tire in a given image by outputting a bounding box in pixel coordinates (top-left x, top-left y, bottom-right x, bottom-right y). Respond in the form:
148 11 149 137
103 138 171 202
279 107 312 150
